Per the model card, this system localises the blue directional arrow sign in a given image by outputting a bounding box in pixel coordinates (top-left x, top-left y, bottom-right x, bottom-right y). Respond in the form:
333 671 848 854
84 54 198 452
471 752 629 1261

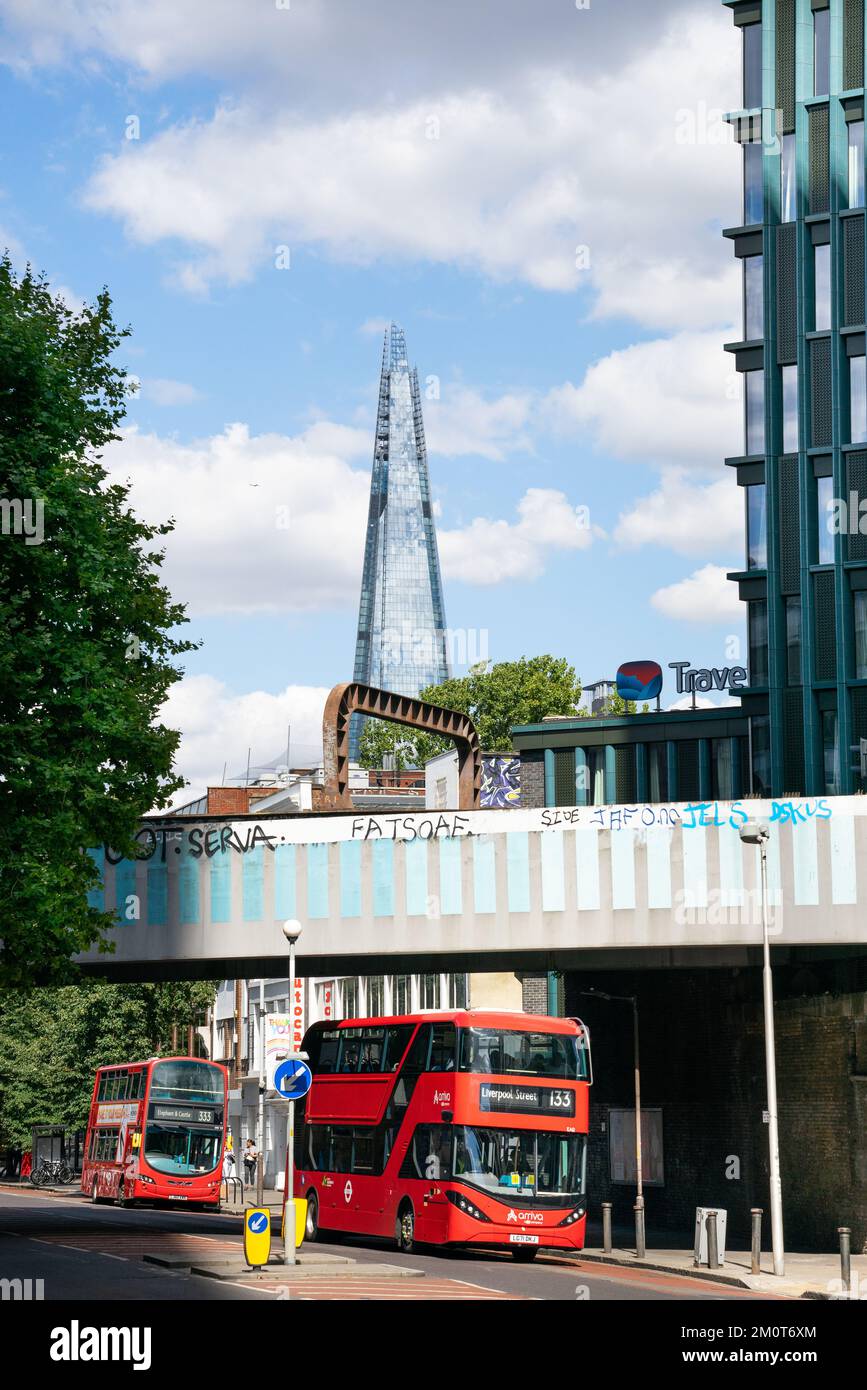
274 1057 313 1101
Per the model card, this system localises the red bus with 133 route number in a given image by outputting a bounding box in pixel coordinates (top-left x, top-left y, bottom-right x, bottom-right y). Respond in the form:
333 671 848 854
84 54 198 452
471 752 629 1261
285 1009 590 1260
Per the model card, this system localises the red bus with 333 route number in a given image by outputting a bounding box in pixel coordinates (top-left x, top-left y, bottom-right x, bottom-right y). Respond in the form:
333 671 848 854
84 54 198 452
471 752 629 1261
81 1057 228 1209
285 1010 590 1260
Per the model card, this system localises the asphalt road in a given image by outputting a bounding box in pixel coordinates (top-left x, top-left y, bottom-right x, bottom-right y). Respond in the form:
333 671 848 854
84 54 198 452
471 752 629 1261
0 1189 781 1302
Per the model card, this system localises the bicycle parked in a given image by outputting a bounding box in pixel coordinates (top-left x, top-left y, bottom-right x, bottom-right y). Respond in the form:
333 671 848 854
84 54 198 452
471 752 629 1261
30 1157 73 1187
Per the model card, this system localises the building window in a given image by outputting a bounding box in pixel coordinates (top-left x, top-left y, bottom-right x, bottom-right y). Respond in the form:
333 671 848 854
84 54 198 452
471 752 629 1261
420 974 440 1010
744 139 763 224
785 596 802 685
745 482 767 569
366 976 385 1016
748 599 769 685
744 254 763 339
647 743 668 802
849 121 865 209
588 747 605 806
341 978 359 1019
782 365 798 453
743 22 762 109
780 133 796 223
392 974 412 1014
814 242 831 331
822 709 840 796
850 355 867 443
751 715 771 796
448 974 468 1008
855 593 867 679
745 369 764 454
813 7 830 97
711 739 735 801
816 474 835 563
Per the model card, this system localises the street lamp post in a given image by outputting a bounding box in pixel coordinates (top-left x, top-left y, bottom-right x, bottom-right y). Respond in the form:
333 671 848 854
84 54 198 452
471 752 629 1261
738 820 785 1277
282 919 302 1266
256 977 265 1206
579 989 644 1257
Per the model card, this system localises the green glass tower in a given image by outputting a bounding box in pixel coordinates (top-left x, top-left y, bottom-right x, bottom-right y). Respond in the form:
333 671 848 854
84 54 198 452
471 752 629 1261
724 0 866 795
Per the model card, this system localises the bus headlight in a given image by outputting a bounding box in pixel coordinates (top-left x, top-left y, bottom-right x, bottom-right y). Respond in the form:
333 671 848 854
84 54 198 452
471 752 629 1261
557 1200 587 1227
138 1175 155 1186
446 1191 491 1222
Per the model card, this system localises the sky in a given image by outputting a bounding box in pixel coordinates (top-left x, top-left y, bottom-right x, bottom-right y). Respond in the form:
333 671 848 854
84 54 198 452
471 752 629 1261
0 0 747 798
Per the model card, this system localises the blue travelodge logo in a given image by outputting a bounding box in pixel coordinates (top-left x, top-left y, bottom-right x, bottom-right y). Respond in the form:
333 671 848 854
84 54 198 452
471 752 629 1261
616 660 663 702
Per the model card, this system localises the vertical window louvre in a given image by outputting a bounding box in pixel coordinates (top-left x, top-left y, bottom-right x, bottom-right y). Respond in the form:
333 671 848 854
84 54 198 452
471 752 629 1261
782 689 805 794
553 748 575 807
813 570 837 681
848 452 867 561
810 336 833 447
844 0 865 92
843 216 864 326
776 0 796 134
809 105 830 215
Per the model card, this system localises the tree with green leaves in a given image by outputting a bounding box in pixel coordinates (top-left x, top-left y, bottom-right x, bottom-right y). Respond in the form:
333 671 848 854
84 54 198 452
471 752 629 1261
0 259 196 988
0 981 218 1148
358 656 584 766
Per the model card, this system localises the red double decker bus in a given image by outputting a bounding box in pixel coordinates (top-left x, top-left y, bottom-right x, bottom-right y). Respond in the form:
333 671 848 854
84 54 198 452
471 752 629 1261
81 1057 228 1209
288 1010 590 1260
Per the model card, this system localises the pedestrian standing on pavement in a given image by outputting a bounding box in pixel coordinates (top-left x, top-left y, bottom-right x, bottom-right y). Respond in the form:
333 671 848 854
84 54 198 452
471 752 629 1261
243 1138 257 1186
222 1147 235 1182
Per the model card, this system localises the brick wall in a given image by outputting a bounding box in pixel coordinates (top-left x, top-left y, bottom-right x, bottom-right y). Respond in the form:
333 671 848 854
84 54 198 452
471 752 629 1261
565 966 867 1252
521 974 549 1014
520 752 545 809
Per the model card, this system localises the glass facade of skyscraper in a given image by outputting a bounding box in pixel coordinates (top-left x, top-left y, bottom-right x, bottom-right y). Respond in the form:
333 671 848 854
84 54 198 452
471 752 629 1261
350 325 450 756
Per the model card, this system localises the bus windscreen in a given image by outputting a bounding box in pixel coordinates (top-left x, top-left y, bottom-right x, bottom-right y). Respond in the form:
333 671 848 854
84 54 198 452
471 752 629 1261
458 1029 588 1079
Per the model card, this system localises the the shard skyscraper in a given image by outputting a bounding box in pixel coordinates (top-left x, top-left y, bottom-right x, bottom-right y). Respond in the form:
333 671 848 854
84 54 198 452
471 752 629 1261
350 324 450 758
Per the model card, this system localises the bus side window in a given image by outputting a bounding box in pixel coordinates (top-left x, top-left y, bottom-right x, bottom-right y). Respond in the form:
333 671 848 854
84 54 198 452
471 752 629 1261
332 1130 352 1173
402 1025 432 1077
316 1029 340 1074
383 1024 413 1071
429 1023 457 1072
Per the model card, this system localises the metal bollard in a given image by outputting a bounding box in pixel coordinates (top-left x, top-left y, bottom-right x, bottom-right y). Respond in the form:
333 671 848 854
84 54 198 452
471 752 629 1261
601 1202 613 1254
750 1208 763 1275
707 1210 720 1270
634 1199 646 1260
838 1227 851 1293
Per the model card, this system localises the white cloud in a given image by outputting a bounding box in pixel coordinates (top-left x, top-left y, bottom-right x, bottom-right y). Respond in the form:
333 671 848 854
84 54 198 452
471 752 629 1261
161 674 328 802
142 377 203 406
650 564 741 624
544 329 741 471
439 488 594 585
614 472 742 556
425 385 534 461
358 318 390 337
75 10 739 328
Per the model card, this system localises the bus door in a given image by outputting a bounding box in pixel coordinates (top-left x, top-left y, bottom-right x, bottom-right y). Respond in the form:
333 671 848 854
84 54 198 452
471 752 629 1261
412 1125 451 1243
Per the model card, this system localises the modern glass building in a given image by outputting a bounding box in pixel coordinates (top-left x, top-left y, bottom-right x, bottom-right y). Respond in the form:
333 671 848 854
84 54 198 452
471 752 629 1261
350 324 450 756
724 0 867 795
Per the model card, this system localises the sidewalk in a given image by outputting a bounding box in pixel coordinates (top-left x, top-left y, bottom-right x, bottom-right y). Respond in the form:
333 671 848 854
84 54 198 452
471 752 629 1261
575 1244 867 1300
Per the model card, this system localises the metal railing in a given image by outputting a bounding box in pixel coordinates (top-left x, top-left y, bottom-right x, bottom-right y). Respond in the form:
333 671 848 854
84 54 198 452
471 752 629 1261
220 1175 244 1204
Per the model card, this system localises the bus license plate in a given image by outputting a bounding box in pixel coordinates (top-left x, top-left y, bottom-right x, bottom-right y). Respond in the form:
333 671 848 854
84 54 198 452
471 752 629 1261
168 1195 187 1201
510 1234 539 1245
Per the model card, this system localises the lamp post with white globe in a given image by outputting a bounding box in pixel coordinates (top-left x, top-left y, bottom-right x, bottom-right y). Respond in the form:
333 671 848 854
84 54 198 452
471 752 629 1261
282 919 302 1265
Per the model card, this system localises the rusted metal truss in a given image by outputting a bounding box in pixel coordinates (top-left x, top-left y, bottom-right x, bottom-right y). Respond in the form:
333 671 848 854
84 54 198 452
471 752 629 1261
321 681 481 811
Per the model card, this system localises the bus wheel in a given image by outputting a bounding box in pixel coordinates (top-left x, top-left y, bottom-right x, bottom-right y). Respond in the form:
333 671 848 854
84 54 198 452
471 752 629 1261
511 1246 539 1263
305 1191 319 1242
395 1201 415 1253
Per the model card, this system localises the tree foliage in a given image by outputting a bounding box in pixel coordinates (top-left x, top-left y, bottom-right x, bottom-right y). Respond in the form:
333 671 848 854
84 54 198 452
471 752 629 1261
358 656 584 767
0 980 217 1147
0 259 196 987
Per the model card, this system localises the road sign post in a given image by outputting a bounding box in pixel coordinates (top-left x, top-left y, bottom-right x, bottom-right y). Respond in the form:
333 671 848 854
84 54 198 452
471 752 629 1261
273 1055 312 1266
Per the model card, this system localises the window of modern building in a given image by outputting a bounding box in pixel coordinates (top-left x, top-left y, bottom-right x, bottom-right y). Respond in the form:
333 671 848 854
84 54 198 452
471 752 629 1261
748 599 769 685
855 592 867 679
782 364 798 452
850 354 867 443
647 743 668 802
849 121 865 210
392 974 412 1014
744 253 763 339
750 715 771 796
814 242 831 331
780 133 796 223
816 473 836 563
448 973 468 1009
711 739 735 801
745 369 764 454
588 747 605 806
366 976 385 1016
745 481 767 568
743 22 762 110
822 708 840 796
785 596 802 685
744 139 763 223
341 978 359 1019
813 7 830 97
420 973 440 1010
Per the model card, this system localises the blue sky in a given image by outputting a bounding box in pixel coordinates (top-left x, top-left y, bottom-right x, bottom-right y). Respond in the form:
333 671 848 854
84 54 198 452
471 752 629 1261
1 0 748 794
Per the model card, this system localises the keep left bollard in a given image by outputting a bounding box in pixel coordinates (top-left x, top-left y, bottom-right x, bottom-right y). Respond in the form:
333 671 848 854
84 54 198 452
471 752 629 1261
707 1210 720 1270
634 1199 646 1260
